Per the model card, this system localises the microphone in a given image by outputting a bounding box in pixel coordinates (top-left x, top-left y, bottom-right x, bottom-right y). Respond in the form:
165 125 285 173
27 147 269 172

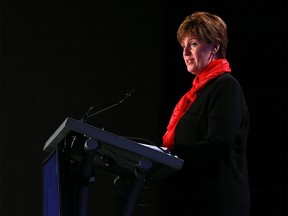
80 88 136 123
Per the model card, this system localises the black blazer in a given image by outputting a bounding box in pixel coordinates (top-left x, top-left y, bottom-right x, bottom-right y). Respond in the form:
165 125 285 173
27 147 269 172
161 73 250 216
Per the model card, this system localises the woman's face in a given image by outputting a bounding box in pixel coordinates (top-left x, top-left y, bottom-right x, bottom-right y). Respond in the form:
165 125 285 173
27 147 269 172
181 36 217 75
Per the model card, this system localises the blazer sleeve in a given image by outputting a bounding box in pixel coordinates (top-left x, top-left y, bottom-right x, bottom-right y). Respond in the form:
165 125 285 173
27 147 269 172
204 75 247 151
174 75 248 169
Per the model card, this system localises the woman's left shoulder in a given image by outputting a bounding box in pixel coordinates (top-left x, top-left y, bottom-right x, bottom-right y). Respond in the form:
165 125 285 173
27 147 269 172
217 73 237 81
215 73 242 88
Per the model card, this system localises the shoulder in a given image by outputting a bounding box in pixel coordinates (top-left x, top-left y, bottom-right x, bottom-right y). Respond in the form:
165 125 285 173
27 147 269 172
212 73 243 91
201 73 246 104
215 73 239 84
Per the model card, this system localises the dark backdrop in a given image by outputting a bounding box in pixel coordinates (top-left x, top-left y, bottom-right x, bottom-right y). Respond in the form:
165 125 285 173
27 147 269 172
1 0 287 216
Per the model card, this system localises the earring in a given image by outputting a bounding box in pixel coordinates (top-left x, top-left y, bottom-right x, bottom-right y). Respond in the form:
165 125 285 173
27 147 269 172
212 48 218 54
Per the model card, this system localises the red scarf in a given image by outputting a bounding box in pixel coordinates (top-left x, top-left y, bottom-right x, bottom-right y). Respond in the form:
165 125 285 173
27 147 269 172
162 59 231 151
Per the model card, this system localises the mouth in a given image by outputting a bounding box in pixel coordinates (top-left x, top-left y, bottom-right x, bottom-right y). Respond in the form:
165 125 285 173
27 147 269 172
186 59 194 64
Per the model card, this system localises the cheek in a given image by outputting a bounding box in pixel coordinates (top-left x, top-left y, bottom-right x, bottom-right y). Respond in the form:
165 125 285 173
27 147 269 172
196 51 210 64
199 48 208 56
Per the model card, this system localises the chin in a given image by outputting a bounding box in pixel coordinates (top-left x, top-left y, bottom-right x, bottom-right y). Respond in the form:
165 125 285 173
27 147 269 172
191 71 199 75
187 67 193 73
187 68 200 75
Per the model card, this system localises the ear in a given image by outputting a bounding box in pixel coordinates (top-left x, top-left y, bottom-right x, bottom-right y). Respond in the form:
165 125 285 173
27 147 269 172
212 44 220 53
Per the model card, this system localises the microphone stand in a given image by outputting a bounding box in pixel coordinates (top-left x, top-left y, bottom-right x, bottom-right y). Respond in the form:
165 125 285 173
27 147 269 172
80 89 136 123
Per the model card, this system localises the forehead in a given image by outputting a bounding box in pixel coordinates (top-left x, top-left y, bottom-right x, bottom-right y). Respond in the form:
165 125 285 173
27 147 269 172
179 29 198 39
181 35 203 44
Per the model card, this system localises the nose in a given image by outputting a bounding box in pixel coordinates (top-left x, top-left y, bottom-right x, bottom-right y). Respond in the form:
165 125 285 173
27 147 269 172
183 46 191 56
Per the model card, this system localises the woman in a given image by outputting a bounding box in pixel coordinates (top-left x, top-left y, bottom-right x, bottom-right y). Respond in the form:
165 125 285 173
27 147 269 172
160 12 250 216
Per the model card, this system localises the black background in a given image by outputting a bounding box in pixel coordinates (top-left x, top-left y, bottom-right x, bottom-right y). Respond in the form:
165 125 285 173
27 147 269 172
1 0 287 216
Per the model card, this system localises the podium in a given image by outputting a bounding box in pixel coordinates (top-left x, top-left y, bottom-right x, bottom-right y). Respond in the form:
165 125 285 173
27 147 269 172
42 117 183 216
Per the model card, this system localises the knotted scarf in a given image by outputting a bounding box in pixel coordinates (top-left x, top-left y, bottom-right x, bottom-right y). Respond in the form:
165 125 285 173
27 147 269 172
162 59 231 151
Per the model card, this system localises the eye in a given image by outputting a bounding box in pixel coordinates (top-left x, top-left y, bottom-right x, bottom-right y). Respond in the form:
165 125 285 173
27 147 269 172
190 41 197 47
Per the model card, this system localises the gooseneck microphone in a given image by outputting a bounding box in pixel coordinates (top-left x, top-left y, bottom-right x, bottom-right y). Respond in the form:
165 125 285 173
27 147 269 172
80 88 136 123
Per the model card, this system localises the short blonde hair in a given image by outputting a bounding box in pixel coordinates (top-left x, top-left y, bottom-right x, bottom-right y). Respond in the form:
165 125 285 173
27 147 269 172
177 11 228 58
